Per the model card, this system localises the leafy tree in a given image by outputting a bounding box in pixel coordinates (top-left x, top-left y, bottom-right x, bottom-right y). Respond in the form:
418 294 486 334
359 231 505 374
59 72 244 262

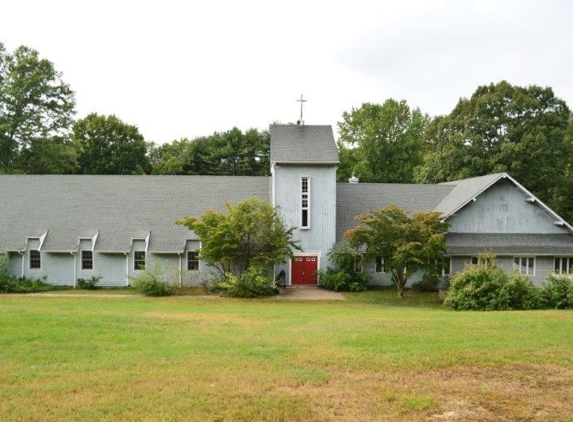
416 81 572 221
0 43 76 173
149 138 190 175
345 204 448 298
176 197 299 275
337 99 429 183
181 127 270 176
72 113 150 174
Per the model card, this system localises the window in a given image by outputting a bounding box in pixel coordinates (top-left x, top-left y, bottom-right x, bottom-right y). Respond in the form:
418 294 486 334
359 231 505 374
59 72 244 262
554 257 573 274
187 251 199 271
471 256 479 265
134 251 146 271
354 257 363 273
513 256 535 275
430 257 451 276
30 250 41 269
301 177 310 229
375 256 386 273
81 250 93 270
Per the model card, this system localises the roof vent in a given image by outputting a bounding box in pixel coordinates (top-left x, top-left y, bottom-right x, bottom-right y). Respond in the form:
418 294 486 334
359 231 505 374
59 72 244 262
349 174 359 184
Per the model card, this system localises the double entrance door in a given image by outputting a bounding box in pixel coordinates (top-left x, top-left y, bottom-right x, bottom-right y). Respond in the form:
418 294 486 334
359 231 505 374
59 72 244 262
291 256 317 285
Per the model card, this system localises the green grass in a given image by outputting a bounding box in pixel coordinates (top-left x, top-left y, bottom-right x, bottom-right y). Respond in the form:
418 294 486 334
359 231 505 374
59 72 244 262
1 290 572 421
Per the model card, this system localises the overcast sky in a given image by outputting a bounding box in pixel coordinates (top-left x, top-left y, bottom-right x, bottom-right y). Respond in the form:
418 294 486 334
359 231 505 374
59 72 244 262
2 0 572 143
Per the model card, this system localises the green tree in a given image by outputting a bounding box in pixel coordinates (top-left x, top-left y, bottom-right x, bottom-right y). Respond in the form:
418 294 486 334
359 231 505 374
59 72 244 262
345 205 448 298
176 197 299 276
73 113 150 174
181 127 270 176
337 99 429 183
149 138 190 175
416 81 572 221
0 43 76 173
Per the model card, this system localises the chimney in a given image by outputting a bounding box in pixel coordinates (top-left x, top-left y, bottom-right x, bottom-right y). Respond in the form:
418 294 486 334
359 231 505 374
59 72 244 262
349 174 359 184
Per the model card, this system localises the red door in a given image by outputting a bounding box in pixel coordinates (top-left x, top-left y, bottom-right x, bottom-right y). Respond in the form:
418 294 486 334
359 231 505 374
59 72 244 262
291 256 318 285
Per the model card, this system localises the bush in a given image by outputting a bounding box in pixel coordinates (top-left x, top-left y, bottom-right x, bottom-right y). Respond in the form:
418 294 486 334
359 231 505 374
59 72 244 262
0 275 65 294
317 267 368 292
130 263 174 296
0 253 11 281
413 271 443 292
77 276 102 290
539 274 573 309
498 274 540 310
215 267 277 298
317 243 369 292
444 255 539 311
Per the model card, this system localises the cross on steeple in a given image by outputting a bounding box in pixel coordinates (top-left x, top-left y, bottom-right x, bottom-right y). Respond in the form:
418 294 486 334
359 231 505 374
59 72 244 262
297 94 307 126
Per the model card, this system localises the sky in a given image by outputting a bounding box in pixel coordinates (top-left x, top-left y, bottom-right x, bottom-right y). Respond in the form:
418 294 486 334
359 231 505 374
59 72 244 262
2 0 572 144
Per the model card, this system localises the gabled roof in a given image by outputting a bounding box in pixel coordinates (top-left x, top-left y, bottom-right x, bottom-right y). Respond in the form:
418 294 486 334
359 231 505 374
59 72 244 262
270 124 339 165
435 172 573 231
336 183 454 243
0 175 270 253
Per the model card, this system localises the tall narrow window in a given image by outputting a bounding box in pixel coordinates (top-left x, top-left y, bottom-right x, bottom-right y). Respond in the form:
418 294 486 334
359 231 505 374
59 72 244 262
81 250 93 270
187 251 199 271
354 256 363 273
30 250 41 269
554 257 573 274
513 256 535 275
375 256 387 273
134 251 146 271
301 177 310 229
430 257 451 276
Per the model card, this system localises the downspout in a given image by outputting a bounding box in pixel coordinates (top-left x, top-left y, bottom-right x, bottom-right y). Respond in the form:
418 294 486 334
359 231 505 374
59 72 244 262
124 252 129 286
18 250 25 278
71 252 77 288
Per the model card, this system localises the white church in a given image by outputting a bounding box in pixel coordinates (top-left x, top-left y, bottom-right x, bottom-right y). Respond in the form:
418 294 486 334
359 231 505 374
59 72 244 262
1 123 573 287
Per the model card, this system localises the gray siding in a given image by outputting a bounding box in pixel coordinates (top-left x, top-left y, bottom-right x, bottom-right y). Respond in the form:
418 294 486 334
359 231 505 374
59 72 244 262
272 165 337 271
9 252 22 278
448 179 564 234
96 253 128 287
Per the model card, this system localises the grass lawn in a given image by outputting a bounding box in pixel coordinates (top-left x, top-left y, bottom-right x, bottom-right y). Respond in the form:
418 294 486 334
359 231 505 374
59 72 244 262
1 290 572 421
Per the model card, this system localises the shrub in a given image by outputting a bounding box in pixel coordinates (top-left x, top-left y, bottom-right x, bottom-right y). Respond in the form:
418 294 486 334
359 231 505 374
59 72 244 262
539 274 573 309
77 276 102 290
444 254 539 311
317 267 368 292
0 253 11 281
317 243 369 292
215 267 276 298
0 275 65 294
498 274 540 310
413 271 443 292
130 263 174 296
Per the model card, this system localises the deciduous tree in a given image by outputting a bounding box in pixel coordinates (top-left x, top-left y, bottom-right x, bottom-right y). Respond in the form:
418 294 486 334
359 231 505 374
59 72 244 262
345 205 448 298
337 99 429 183
416 81 572 221
0 43 76 173
177 197 299 275
73 113 150 174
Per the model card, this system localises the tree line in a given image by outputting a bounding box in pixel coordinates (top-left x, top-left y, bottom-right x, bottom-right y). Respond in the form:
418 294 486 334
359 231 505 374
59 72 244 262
2 42 572 221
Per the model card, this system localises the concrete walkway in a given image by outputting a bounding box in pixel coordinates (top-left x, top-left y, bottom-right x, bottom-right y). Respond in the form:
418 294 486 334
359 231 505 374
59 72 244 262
275 286 345 300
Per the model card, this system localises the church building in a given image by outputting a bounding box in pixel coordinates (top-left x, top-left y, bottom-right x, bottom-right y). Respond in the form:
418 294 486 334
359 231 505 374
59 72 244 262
1 124 573 287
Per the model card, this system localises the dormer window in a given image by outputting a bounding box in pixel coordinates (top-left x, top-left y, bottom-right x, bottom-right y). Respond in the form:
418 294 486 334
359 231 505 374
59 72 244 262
301 177 310 229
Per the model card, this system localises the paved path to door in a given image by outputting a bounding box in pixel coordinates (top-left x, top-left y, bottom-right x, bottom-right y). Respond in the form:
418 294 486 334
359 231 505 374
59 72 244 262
275 287 345 300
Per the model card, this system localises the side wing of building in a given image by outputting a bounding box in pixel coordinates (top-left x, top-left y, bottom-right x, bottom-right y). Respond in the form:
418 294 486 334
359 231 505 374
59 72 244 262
0 175 271 287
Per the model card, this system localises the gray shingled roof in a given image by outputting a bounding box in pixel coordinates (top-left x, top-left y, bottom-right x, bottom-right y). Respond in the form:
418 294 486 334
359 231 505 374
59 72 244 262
0 175 270 253
446 233 573 255
270 124 339 164
336 183 454 243
434 173 506 217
